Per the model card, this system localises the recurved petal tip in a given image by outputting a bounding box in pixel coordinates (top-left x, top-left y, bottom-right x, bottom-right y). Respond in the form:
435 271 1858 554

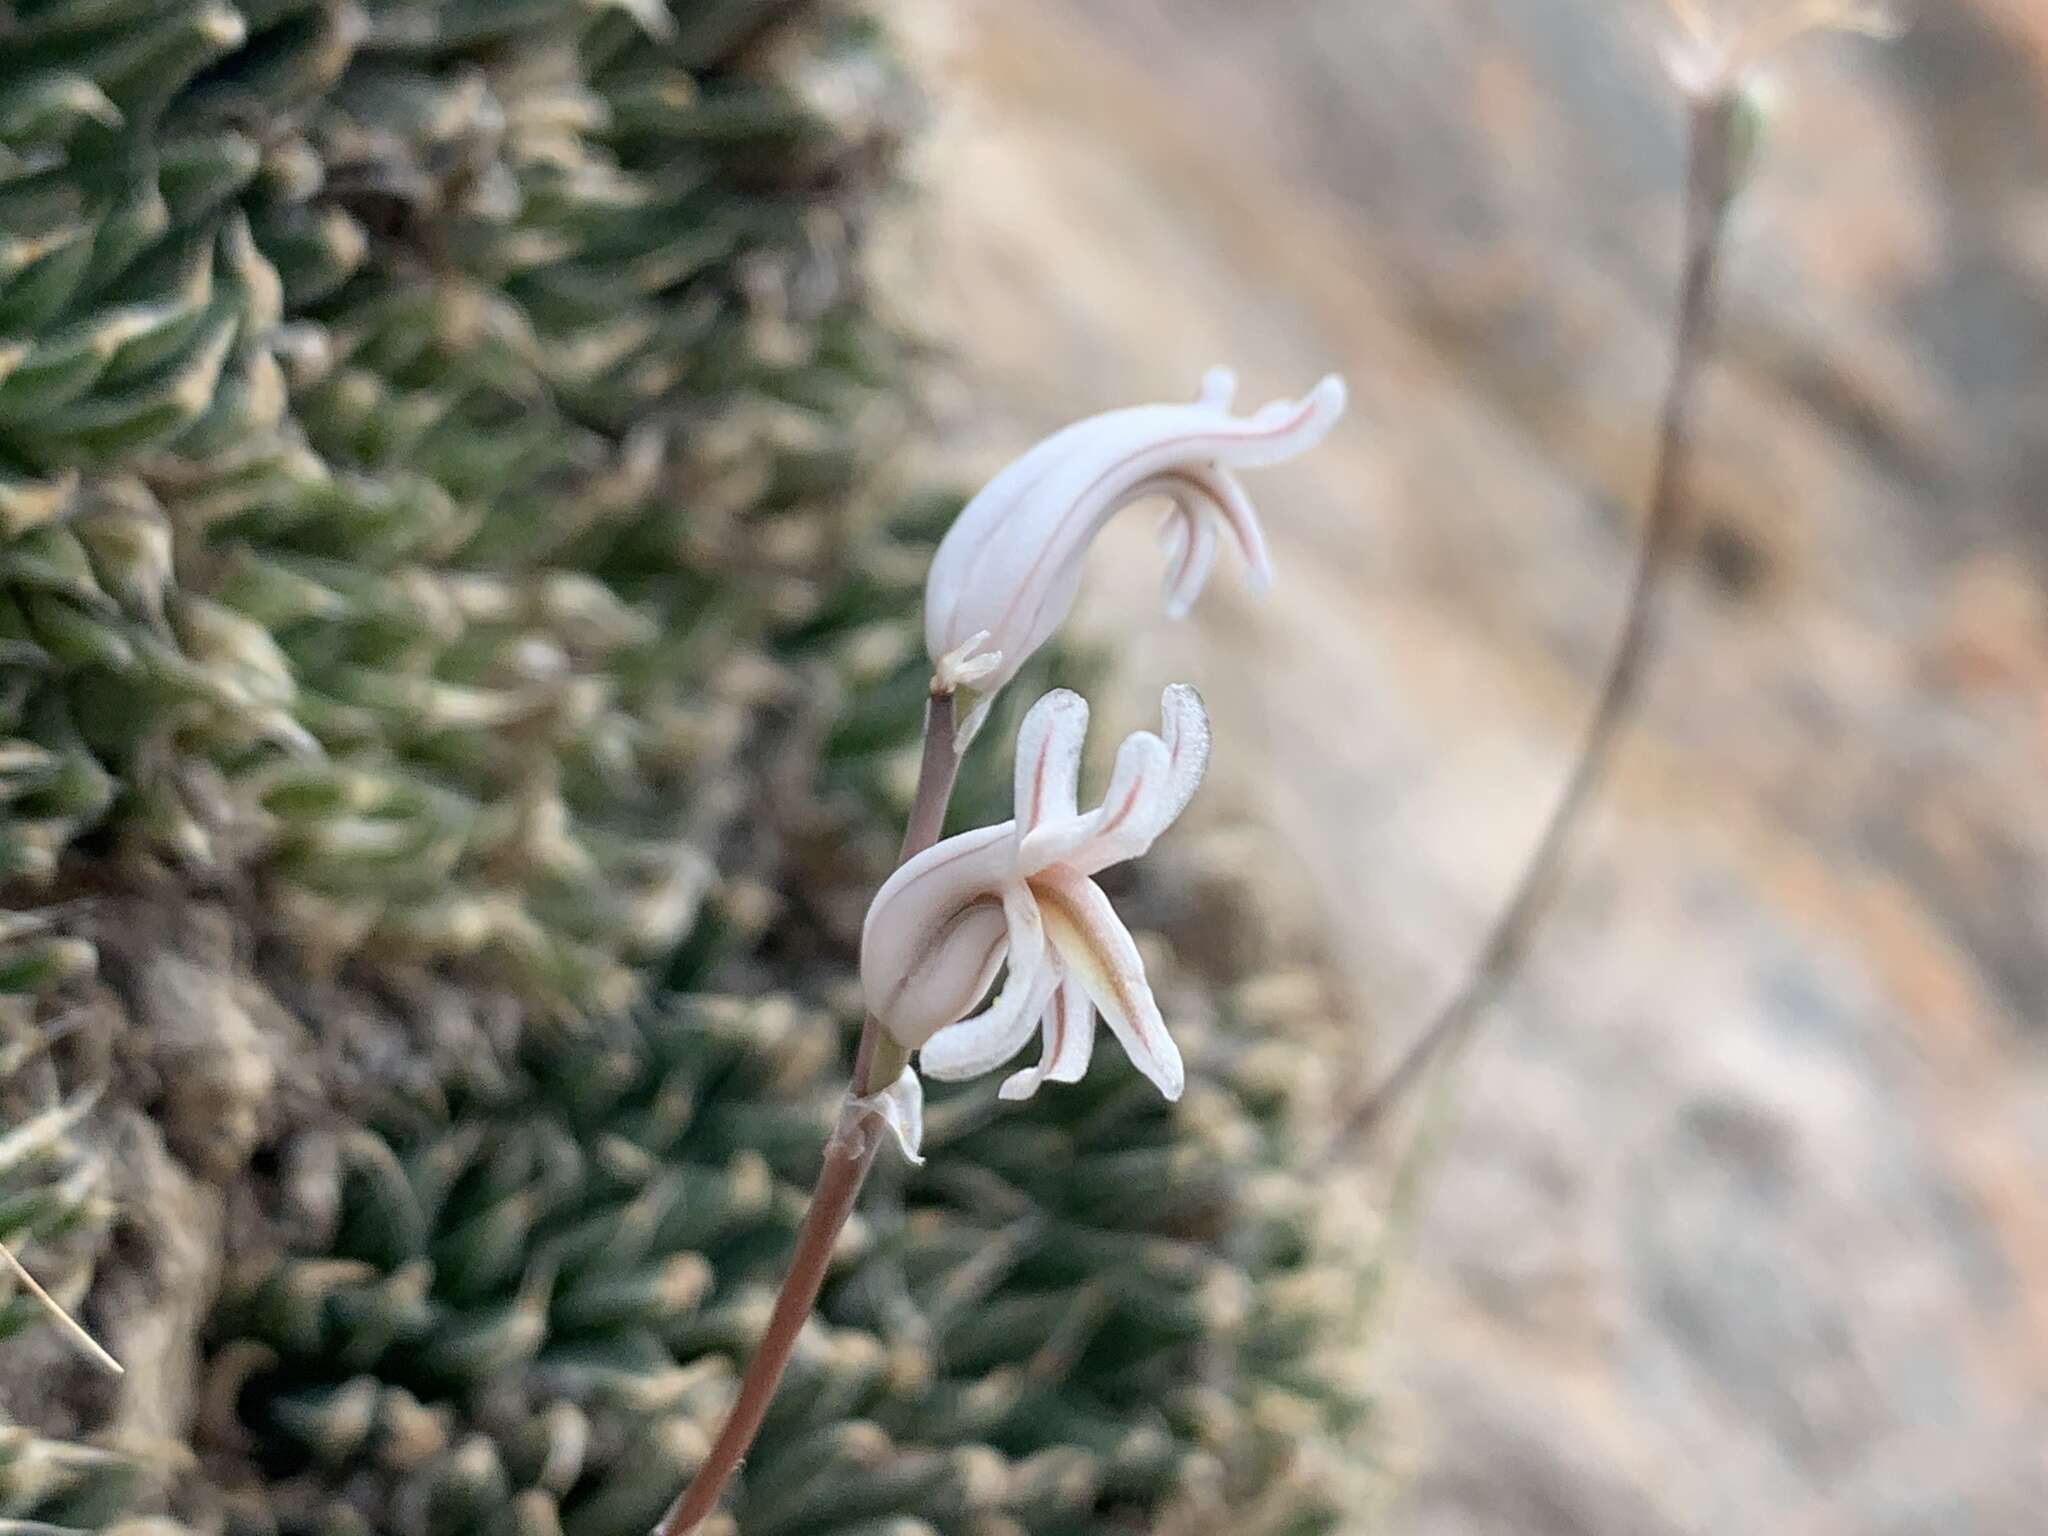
1197 366 1238 408
1160 680 1207 729
1277 373 1346 445
1237 372 1348 466
1309 372 1348 425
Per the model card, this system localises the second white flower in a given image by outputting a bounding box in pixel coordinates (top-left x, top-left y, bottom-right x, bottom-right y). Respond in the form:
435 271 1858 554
860 684 1211 1102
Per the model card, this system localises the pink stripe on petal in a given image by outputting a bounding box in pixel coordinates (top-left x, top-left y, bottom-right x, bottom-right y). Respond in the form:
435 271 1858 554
1035 868 1183 1101
1080 734 1167 847
924 429 1073 658
1192 463 1273 593
1073 685 1209 875
1163 502 1218 619
1134 464 1259 615
989 408 1285 647
868 897 1006 1049
998 977 1098 1102
1045 981 1096 1083
1012 689 1088 836
995 978 1097 1097
1233 374 1347 468
868 822 1015 916
1022 686 1210 879
1017 729 1169 876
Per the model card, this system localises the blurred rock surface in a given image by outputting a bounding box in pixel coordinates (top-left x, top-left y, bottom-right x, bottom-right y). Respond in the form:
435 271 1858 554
913 2 2048 1530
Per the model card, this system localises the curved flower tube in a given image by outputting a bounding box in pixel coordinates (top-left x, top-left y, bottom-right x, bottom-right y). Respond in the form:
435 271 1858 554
924 369 1344 741
860 685 1210 1102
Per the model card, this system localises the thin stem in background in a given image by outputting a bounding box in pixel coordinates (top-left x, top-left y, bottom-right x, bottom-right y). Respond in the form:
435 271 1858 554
1341 91 1745 1148
657 685 962 1536
0 1238 122 1375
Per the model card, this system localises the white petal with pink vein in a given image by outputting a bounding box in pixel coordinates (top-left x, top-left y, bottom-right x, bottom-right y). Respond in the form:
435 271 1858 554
924 369 1344 742
859 685 1212 1102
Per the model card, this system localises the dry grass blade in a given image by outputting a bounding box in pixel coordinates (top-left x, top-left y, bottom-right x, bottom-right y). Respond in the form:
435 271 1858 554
0 1239 121 1376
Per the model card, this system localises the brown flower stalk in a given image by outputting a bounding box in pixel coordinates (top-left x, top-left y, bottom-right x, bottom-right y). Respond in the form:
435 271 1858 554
654 685 959 1536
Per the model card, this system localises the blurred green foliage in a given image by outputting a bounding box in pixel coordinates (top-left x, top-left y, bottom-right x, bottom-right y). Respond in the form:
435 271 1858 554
0 3 1361 1532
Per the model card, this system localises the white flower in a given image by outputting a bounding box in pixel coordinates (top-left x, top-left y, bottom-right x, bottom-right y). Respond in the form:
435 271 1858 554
856 688 1204 1105
924 369 1344 740
860 685 1210 1102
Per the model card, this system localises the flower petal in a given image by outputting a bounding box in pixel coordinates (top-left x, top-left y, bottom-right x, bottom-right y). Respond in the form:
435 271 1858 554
1150 682 1212 829
1193 461 1273 594
1157 489 1220 618
924 371 1346 701
1017 685 1210 878
1012 688 1088 837
1140 462 1263 616
861 823 1017 1048
918 883 1056 1081
998 978 1097 1101
851 1065 925 1164
1159 504 1192 588
1018 728 1168 876
868 897 1007 1050
1195 365 1238 409
1034 868 1183 1101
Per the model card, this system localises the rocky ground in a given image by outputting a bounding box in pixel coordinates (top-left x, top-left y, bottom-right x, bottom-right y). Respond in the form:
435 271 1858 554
907 2 2048 1531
